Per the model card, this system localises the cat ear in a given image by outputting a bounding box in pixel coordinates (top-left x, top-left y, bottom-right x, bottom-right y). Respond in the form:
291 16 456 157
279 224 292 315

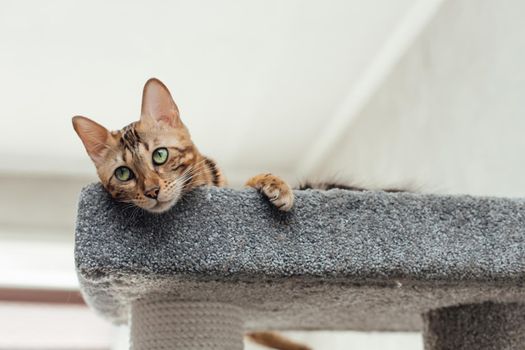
140 78 181 127
72 116 111 165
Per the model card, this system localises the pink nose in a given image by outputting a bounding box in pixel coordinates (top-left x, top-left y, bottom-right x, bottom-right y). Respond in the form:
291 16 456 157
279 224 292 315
144 186 160 199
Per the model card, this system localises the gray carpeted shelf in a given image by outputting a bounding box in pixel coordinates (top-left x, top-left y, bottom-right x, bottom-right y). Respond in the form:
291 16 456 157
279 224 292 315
75 183 525 349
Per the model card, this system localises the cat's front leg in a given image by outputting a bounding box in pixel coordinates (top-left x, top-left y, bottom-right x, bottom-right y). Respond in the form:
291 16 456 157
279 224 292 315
245 173 294 211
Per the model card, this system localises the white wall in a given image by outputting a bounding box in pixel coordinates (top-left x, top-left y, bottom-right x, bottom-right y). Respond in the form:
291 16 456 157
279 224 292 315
315 0 525 197
0 0 416 180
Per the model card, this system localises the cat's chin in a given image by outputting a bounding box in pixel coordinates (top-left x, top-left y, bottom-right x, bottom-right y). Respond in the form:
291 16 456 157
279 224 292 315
146 198 177 214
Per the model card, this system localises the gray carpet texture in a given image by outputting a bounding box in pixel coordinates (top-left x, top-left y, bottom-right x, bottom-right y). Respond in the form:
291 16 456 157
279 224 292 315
75 183 525 332
423 302 525 350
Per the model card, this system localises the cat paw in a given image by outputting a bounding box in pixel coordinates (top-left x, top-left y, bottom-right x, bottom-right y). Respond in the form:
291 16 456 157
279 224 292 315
245 173 294 211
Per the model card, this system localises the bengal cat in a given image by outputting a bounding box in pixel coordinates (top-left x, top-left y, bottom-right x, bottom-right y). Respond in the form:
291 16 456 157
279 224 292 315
73 78 309 350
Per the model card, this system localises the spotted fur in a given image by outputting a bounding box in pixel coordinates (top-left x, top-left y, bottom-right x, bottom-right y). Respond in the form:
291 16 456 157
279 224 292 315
73 78 295 214
73 78 306 350
75 118 226 213
298 181 405 192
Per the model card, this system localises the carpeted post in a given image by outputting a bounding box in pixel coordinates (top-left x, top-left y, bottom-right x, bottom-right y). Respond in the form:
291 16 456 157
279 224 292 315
423 302 525 350
130 300 244 350
75 184 525 337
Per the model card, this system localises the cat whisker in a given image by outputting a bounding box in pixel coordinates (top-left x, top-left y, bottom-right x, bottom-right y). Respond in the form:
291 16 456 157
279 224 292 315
186 158 209 174
179 158 212 185
128 205 144 223
120 202 137 214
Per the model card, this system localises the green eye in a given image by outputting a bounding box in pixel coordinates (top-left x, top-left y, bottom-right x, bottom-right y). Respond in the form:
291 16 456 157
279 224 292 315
115 166 133 181
152 147 169 165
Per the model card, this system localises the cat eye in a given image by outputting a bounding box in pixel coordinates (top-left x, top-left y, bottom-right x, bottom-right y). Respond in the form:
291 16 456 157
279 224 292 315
114 166 134 182
152 147 169 165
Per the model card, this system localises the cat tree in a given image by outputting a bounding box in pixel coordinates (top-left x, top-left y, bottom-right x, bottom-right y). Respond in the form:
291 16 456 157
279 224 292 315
75 183 525 349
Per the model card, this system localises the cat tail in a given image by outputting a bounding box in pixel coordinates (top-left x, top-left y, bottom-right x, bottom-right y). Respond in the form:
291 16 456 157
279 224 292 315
247 331 312 350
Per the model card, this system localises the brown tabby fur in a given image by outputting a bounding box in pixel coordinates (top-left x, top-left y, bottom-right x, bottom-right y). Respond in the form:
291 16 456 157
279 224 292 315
73 78 306 350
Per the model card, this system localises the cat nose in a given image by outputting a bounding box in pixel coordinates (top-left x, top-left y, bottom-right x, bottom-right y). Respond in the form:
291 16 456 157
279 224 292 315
144 186 160 199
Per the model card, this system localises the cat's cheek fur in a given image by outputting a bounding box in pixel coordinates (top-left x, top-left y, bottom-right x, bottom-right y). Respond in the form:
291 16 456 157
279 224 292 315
146 197 179 213
148 183 184 213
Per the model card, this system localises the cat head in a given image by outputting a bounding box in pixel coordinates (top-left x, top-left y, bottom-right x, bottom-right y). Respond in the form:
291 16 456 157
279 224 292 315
73 78 200 213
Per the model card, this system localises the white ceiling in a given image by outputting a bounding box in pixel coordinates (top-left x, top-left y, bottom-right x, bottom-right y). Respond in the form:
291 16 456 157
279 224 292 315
315 0 525 197
0 0 418 180
2 0 524 200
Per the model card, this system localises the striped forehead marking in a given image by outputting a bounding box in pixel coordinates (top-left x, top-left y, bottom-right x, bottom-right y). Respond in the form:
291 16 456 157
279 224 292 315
120 123 142 150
